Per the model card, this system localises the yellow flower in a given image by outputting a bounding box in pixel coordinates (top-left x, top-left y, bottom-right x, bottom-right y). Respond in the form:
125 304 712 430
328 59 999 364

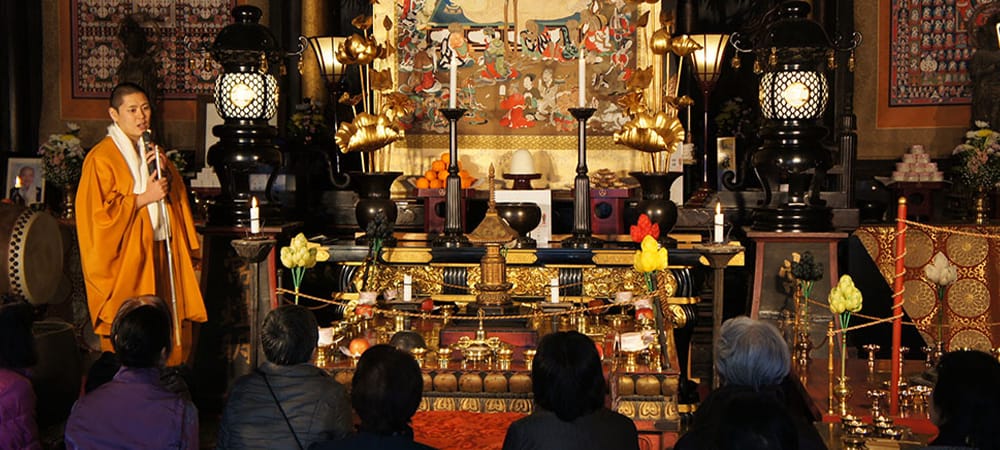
633 235 668 273
281 233 330 269
828 274 862 314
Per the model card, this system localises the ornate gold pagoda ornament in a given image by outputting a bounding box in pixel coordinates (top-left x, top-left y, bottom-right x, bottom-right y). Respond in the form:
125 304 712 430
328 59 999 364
466 165 519 311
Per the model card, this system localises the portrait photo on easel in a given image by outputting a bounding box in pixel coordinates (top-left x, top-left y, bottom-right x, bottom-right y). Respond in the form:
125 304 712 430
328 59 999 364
5 157 45 206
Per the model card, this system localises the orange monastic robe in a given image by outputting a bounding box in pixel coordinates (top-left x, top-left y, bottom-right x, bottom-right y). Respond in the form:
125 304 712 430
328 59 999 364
76 136 207 365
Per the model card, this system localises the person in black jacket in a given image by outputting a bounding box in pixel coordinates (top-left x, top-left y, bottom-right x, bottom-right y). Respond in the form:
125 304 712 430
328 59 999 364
311 344 436 450
501 331 639 450
921 350 1000 449
218 305 351 449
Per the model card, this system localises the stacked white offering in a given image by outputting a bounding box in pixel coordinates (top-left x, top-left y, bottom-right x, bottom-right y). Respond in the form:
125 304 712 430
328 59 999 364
891 145 945 182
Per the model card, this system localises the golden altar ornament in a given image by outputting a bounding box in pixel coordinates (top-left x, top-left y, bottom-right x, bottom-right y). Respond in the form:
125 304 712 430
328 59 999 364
466 165 519 310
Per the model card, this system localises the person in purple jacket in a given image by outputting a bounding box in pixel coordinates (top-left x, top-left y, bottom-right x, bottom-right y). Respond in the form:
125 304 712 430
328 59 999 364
65 296 198 449
0 298 41 450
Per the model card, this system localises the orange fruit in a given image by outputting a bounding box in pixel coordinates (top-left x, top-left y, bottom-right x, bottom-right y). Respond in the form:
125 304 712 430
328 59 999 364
349 337 371 356
424 170 436 180
440 153 450 164
458 169 470 179
437 170 450 181
416 177 430 189
429 178 443 189
460 177 473 189
431 160 446 172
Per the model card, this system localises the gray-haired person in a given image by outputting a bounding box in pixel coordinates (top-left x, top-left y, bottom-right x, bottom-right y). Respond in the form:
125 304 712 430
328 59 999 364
674 316 825 450
218 305 351 449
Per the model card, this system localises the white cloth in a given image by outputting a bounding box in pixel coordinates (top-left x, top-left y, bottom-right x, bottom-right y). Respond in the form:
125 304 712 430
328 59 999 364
106 124 169 241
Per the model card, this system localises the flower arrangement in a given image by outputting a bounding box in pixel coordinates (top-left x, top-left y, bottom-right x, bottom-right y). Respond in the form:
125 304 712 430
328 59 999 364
359 210 394 293
629 213 660 245
790 251 824 301
714 97 761 140
38 122 87 187
280 233 330 304
924 252 957 344
828 275 863 379
952 120 1000 192
286 99 330 146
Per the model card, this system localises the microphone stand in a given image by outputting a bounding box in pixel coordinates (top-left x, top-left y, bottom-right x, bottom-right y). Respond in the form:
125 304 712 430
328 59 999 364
144 135 182 346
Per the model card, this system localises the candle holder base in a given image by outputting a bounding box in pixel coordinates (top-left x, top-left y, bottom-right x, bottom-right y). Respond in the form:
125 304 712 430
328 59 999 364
502 173 541 190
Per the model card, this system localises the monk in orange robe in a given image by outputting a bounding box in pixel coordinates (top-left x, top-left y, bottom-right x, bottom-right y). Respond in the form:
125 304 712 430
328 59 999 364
76 82 206 366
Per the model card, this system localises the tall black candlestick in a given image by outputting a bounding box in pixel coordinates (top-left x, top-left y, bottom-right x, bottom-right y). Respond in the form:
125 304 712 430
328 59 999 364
432 108 470 248
561 107 602 249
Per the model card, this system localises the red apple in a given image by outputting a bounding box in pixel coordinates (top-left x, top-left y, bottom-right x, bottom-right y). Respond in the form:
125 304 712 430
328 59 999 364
635 308 654 321
421 298 435 312
587 299 605 315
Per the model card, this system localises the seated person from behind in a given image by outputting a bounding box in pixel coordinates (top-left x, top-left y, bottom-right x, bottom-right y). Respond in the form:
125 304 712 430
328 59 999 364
922 350 1000 449
0 297 41 450
218 305 352 449
502 331 639 450
65 296 198 449
311 344 436 450
674 316 824 450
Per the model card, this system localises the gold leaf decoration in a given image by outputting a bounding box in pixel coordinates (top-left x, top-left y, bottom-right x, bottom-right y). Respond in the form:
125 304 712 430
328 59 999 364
337 34 379 65
335 112 403 153
616 90 647 116
670 35 702 57
380 92 415 122
370 68 393 91
636 11 650 27
351 15 373 30
613 112 685 154
627 66 653 91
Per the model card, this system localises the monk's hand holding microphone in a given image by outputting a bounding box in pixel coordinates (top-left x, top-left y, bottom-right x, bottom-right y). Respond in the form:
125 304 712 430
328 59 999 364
137 130 169 209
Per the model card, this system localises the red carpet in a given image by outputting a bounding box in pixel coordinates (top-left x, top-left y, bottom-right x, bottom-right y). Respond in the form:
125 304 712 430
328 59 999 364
412 411 525 450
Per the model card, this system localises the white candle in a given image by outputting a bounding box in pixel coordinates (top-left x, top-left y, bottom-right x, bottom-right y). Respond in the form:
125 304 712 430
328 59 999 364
449 55 457 108
250 196 260 234
14 176 20 189
578 50 586 108
714 201 724 244
403 275 413 302
550 278 560 303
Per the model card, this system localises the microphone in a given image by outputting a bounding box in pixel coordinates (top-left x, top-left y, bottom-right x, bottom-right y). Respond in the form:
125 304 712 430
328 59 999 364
141 130 162 178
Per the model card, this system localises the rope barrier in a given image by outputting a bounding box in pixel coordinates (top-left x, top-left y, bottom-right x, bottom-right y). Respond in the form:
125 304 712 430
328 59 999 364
274 287 676 322
900 220 1000 239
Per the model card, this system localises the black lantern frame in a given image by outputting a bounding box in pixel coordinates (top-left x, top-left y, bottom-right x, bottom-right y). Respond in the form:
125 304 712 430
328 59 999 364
732 1 860 232
206 5 284 227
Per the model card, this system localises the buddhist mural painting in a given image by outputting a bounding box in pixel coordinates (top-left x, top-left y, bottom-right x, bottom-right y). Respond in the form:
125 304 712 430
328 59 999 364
391 0 645 135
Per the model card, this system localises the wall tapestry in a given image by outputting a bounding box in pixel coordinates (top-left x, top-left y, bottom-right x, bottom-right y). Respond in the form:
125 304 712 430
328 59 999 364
888 0 995 106
70 0 235 100
385 0 651 136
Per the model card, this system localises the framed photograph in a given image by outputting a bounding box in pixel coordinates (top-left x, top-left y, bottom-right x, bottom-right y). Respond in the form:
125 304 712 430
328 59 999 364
374 0 664 181
6 157 45 205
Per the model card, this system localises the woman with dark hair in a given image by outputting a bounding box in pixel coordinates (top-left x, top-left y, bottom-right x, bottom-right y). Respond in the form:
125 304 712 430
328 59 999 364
65 296 198 449
219 304 351 449
922 350 1000 449
313 344 435 450
0 299 41 449
502 331 639 450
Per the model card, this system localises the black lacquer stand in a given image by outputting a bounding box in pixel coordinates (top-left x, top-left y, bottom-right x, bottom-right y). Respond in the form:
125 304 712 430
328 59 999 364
432 108 470 248
231 236 276 369
561 107 602 249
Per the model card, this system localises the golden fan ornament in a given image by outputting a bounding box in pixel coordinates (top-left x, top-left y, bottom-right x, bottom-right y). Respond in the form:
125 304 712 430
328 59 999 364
613 112 685 154
335 112 403 154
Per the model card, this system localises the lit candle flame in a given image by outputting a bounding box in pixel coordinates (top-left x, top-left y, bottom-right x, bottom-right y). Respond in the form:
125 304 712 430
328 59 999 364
252 196 258 208
14 176 21 189
715 201 721 215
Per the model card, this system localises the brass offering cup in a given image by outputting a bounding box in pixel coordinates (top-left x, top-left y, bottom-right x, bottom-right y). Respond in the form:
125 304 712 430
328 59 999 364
411 347 427 368
523 349 536 371
437 347 453 369
497 347 514 371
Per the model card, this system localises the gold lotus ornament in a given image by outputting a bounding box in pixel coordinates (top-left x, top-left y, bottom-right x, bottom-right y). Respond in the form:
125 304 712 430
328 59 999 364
670 35 702 58
380 92 415 122
614 112 685 154
617 90 649 116
335 112 403 154
337 34 382 66
664 95 695 110
650 28 672 55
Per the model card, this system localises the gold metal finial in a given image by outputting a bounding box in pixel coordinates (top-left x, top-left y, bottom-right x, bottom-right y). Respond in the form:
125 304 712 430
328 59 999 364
488 164 496 211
